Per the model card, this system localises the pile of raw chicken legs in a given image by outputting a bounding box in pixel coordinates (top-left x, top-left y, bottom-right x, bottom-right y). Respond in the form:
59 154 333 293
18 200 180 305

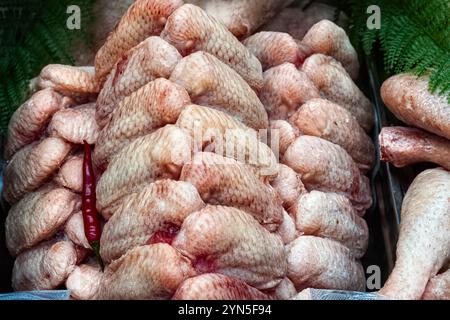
2 0 449 300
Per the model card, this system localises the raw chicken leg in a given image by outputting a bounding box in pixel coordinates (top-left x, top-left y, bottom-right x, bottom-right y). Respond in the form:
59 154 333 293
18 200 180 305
94 79 190 170
302 20 359 79
289 98 375 171
287 236 366 291
243 32 310 70
100 180 204 262
37 65 100 101
96 37 182 128
4 88 64 159
176 105 277 177
94 244 195 300
161 4 263 90
64 211 90 249
270 164 306 210
283 135 372 213
269 277 297 300
381 74 450 140
96 125 193 217
48 103 98 144
5 185 81 256
180 152 283 231
53 154 83 193
173 273 272 300
3 137 72 204
290 191 369 258
379 168 450 299
94 0 183 81
302 54 374 132
186 0 294 38
422 268 450 300
276 209 298 245
380 127 450 171
268 120 300 155
172 205 286 290
12 239 77 291
66 264 102 300
259 63 320 120
170 52 268 130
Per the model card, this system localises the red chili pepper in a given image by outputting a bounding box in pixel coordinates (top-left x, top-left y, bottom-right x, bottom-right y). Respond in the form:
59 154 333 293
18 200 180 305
82 140 104 270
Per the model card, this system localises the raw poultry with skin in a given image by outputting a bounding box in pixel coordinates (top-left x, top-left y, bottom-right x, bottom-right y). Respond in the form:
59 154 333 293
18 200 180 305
2 0 382 300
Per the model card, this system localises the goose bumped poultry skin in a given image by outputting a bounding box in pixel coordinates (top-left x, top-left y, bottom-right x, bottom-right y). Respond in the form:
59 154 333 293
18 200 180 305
287 236 366 291
66 264 102 300
94 79 190 170
172 205 286 290
100 180 204 262
276 209 297 245
186 0 293 38
170 52 268 130
6 185 81 256
173 273 272 300
95 244 195 300
259 63 320 120
268 120 300 156
94 0 183 81
380 126 450 171
302 54 373 132
3 137 72 204
271 163 306 210
161 4 263 90
176 105 277 177
37 65 100 101
54 154 84 193
5 89 64 159
381 74 450 140
96 37 182 128
12 239 77 291
290 191 369 258
96 125 193 217
283 135 372 213
379 168 450 300
243 32 310 70
64 211 90 249
289 98 375 171
422 268 450 300
180 152 283 231
302 20 359 80
48 103 99 144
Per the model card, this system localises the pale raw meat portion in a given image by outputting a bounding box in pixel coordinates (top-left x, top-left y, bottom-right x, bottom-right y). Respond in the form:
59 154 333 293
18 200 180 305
381 74 450 140
5 185 81 256
276 209 297 245
94 0 183 81
269 277 297 300
48 103 98 144
422 268 450 300
3 137 72 204
180 152 283 231
243 32 310 70
64 211 90 249
95 244 195 300
100 180 205 262
302 54 374 132
290 191 369 258
302 20 359 79
96 37 182 128
172 205 286 290
94 79 190 170
380 127 450 171
287 236 366 291
268 120 300 155
161 4 263 90
271 164 306 210
176 105 277 177
173 273 272 300
96 125 193 217
12 239 77 291
289 98 375 171
5 88 64 159
186 0 293 38
66 264 102 300
261 2 348 40
260 63 320 120
170 52 267 129
283 136 372 213
379 168 450 299
54 154 83 193
37 65 100 101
